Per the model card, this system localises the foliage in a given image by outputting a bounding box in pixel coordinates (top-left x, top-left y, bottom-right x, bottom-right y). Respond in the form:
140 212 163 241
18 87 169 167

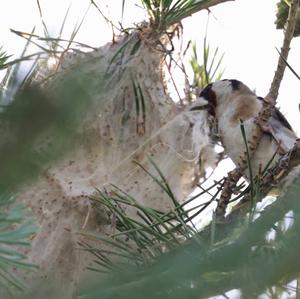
76 124 300 298
0 1 101 192
0 47 12 71
77 171 300 299
190 37 224 90
0 44 41 296
79 156 221 273
140 0 230 32
0 8 103 291
0 194 37 297
75 121 300 298
275 0 300 37
0 64 100 296
0 76 98 191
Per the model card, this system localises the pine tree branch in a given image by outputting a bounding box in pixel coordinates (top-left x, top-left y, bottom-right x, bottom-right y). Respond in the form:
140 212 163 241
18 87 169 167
267 0 300 100
216 0 299 221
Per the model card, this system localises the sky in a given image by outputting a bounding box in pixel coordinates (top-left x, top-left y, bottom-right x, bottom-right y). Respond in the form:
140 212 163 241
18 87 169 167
0 0 299 133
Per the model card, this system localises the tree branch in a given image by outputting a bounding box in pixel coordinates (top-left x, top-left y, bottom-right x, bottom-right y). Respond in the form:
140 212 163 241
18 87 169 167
267 0 300 100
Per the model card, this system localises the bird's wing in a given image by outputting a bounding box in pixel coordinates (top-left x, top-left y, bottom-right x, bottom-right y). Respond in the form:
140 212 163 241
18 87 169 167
268 108 297 153
257 97 297 153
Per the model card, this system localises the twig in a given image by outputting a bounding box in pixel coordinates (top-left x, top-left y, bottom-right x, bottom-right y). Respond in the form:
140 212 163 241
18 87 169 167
215 167 243 220
260 139 300 188
170 0 235 26
90 0 122 33
267 0 300 100
228 139 300 220
215 0 299 221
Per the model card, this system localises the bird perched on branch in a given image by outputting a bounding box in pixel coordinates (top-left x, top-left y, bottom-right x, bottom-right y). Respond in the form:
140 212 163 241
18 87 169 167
190 79 298 178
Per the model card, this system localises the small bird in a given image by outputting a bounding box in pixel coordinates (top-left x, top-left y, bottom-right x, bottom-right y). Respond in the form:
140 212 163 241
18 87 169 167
190 79 298 178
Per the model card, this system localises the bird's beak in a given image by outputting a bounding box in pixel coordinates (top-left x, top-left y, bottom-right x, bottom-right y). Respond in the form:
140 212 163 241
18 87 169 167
189 97 209 111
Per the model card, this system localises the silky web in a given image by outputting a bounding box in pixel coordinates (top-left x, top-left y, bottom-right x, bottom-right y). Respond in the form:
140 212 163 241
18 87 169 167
32 36 216 212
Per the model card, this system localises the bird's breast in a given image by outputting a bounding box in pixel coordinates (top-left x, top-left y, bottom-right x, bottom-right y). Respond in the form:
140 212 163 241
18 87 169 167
216 98 277 177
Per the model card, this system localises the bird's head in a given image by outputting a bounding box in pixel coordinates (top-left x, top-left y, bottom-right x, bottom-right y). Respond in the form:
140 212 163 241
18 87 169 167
190 79 254 116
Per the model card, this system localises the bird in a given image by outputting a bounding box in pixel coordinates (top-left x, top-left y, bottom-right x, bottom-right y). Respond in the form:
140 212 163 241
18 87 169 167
190 79 298 179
